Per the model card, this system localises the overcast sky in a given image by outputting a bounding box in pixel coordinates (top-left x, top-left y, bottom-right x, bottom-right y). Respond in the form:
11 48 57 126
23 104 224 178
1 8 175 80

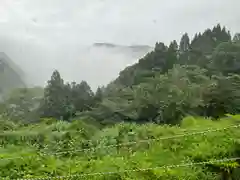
0 0 240 90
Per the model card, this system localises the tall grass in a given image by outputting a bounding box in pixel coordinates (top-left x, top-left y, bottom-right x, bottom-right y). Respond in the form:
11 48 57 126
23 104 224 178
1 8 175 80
0 115 240 179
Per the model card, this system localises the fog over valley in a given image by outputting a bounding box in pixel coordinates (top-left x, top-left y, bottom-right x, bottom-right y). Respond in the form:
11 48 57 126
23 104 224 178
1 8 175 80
0 0 240 90
0 36 152 90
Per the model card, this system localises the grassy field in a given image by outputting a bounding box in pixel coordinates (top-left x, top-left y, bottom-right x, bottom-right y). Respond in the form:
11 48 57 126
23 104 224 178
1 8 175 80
0 115 240 179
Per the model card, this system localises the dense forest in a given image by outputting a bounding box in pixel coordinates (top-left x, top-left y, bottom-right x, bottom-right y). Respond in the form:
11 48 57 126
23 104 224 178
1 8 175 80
1 24 240 179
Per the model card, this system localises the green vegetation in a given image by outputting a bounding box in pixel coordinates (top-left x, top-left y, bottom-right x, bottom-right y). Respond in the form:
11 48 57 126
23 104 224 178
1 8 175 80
1 24 240 179
0 116 240 179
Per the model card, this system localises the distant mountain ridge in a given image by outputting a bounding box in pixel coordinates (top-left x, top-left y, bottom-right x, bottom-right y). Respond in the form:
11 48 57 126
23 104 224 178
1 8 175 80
93 42 153 50
92 43 153 59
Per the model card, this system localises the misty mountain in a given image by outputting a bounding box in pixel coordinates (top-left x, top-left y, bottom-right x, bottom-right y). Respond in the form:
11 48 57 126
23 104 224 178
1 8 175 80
0 0 240 91
0 52 26 96
0 36 153 90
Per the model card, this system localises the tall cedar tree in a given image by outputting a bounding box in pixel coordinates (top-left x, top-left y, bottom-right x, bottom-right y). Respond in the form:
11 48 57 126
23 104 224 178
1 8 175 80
179 33 190 52
41 70 68 119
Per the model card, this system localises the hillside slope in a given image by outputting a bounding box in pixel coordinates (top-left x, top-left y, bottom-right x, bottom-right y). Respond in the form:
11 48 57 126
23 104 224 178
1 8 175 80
0 52 26 96
112 24 232 87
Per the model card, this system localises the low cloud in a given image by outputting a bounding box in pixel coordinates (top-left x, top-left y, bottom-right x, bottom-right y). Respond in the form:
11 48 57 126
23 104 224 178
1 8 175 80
0 0 240 90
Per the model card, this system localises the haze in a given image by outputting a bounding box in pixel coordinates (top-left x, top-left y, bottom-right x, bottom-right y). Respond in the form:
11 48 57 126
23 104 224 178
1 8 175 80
0 0 239 90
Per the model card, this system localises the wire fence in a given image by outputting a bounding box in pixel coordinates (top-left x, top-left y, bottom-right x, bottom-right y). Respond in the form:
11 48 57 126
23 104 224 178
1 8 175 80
13 157 240 180
1 124 240 179
0 119 234 146
0 124 239 161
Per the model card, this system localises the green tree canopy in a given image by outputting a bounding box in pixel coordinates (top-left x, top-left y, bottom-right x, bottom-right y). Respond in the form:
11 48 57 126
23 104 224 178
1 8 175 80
41 70 67 119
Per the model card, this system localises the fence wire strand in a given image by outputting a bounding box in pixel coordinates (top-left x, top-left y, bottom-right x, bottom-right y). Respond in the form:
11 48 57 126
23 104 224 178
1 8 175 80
0 124 239 160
